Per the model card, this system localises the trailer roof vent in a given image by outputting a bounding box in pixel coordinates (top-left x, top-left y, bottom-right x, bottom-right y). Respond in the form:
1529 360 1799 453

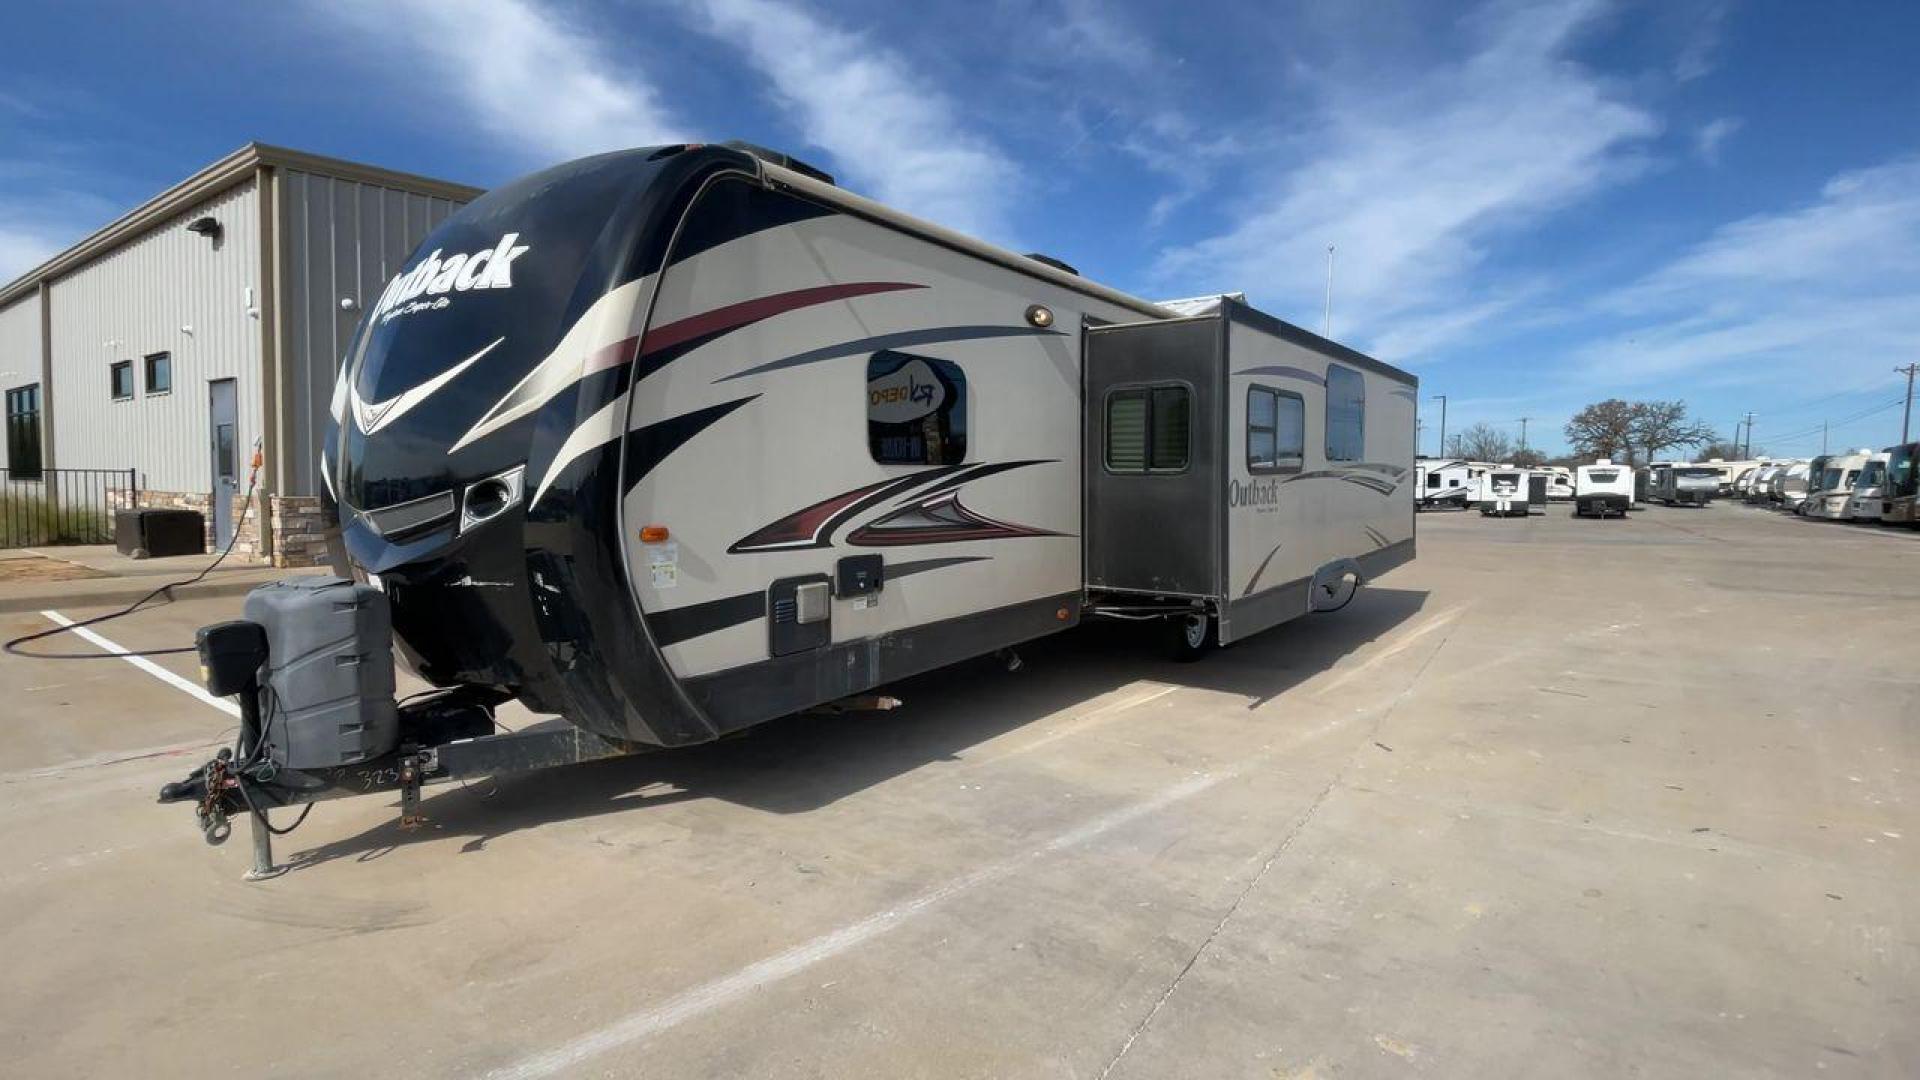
1025 253 1078 276
723 140 835 185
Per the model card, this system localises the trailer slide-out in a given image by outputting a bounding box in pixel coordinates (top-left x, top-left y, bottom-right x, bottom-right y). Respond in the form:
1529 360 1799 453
158 142 1417 872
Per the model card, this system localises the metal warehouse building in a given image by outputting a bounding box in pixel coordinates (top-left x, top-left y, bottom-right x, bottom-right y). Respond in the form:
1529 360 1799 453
0 143 479 564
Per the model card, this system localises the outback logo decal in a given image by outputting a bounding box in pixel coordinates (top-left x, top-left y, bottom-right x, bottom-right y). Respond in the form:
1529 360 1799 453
373 233 530 323
1229 477 1281 509
866 357 947 423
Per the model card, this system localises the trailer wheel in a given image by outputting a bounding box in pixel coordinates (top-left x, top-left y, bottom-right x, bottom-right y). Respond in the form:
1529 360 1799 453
1169 614 1215 662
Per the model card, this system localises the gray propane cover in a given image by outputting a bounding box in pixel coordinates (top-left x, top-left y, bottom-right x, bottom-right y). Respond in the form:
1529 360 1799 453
242 576 398 769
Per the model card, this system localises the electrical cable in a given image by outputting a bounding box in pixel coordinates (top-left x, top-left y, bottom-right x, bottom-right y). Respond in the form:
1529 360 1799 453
3 444 263 660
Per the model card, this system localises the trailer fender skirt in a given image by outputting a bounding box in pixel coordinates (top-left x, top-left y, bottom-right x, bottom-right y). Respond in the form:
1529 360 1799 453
1309 558 1365 613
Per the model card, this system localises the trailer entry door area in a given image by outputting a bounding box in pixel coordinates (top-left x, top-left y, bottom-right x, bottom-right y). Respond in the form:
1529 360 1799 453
1084 318 1221 598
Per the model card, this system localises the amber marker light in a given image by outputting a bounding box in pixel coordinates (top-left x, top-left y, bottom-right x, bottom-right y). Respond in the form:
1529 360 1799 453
640 525 670 543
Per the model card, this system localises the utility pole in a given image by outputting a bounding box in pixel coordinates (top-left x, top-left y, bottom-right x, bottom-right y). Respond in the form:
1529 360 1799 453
1322 244 1335 338
1741 411 1754 458
1516 416 1532 453
1898 363 1918 445
1431 395 1447 459
1821 419 1828 455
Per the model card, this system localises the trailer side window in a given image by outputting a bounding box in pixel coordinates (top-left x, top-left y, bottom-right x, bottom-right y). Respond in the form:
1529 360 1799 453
1325 365 1364 461
1247 386 1304 474
1105 385 1189 473
868 350 967 465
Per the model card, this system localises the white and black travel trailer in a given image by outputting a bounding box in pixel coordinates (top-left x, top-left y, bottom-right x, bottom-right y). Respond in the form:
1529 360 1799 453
157 142 1417 865
1845 452 1890 522
1539 467 1575 501
1574 460 1633 517
1479 468 1529 517
1416 458 1472 509
1650 462 1718 506
1804 451 1871 520
1746 464 1783 503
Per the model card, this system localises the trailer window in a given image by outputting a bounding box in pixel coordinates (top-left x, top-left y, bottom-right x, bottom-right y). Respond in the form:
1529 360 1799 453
1426 470 1441 488
867 350 967 465
1105 385 1190 473
1247 386 1303 474
1325 365 1364 461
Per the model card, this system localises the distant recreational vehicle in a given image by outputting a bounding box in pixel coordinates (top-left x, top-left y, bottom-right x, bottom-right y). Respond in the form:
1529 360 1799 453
1415 459 1473 509
1574 460 1632 518
1884 442 1919 525
1478 468 1529 517
1804 451 1871 520
1651 463 1718 506
1845 453 1890 522
1772 460 1812 510
1534 467 1574 501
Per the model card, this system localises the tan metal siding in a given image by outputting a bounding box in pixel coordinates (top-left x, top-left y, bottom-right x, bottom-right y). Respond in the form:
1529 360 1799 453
0 296 42 470
279 169 463 495
48 181 263 492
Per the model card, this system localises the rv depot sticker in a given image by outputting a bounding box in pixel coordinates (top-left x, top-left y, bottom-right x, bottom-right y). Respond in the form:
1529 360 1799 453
373 233 531 324
867 357 947 423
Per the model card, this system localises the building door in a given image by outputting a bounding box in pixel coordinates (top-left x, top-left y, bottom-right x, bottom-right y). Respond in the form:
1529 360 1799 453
209 379 238 548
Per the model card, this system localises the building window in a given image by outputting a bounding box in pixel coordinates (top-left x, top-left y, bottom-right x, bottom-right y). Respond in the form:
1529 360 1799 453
868 350 967 465
1325 364 1365 461
6 384 42 479
1247 385 1304 474
144 352 171 395
110 361 134 401
1105 384 1190 473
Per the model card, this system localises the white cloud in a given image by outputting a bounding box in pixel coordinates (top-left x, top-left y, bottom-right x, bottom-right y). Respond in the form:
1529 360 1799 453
1694 116 1742 164
1156 0 1659 363
0 180 123 284
321 0 683 163
1575 157 1920 384
686 0 1020 240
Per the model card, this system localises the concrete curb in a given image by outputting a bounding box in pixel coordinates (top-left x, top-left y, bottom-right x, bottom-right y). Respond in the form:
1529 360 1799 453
0 570 321 615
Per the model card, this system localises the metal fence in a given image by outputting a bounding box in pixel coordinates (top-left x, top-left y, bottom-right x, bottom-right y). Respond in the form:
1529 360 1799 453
1 467 136 548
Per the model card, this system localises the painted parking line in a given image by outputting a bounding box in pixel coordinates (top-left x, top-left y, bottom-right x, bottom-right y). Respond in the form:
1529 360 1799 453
39 610 239 718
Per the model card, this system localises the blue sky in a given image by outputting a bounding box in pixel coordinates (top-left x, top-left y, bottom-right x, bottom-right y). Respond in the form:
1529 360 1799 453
4 0 1918 457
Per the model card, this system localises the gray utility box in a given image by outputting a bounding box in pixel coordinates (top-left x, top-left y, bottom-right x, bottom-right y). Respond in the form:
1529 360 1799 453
243 577 398 770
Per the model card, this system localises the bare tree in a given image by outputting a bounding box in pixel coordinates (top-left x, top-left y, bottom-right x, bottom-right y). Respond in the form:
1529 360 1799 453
1510 448 1546 468
1633 400 1718 463
1693 440 1752 462
1455 422 1515 462
1565 399 1638 463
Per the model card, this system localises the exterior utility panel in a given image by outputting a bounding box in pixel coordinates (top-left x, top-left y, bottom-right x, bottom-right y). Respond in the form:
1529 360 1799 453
321 145 1416 749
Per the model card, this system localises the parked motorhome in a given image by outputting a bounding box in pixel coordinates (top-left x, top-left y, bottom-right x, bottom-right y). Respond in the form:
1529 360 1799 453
158 142 1418 857
1574 460 1632 517
1804 452 1871 520
1479 468 1528 517
1884 442 1920 526
1651 463 1718 506
1845 453 1890 522
1416 459 1472 509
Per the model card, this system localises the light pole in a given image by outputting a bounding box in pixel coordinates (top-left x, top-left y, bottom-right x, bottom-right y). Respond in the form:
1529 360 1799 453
1431 395 1447 459
1516 416 1532 455
1898 363 1918 445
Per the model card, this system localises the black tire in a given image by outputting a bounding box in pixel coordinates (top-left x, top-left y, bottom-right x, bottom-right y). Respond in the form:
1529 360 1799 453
1168 613 1216 662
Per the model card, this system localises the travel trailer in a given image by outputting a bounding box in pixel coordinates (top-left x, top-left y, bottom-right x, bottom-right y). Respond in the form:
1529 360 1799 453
1574 460 1633 517
1479 468 1529 517
1803 451 1872 520
1650 463 1718 506
1415 459 1472 509
1696 457 1767 496
1539 467 1575 501
1844 453 1890 522
156 142 1418 860
1884 442 1919 525
1747 463 1787 504
1772 460 1812 510
1732 466 1762 498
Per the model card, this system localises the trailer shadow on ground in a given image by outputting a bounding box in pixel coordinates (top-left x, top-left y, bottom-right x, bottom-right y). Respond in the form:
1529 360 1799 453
278 586 1430 873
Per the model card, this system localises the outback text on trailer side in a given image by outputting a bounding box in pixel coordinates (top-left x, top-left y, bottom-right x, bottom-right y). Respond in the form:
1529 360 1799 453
159 142 1417 875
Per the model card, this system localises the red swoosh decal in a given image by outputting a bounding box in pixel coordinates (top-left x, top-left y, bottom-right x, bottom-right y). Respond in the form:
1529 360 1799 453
641 282 925 357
